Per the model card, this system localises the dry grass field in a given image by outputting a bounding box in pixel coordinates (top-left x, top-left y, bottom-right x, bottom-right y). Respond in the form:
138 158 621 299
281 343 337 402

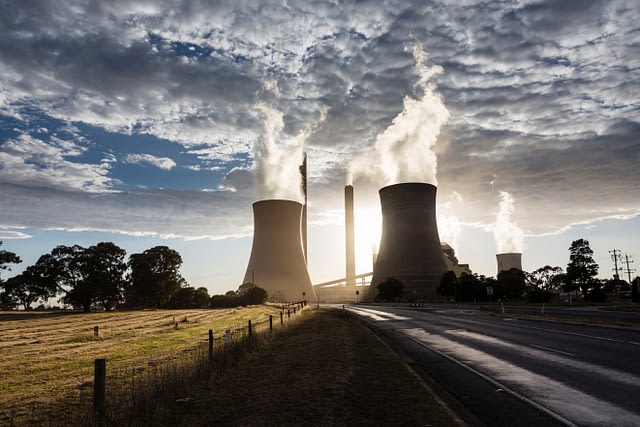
0 306 284 423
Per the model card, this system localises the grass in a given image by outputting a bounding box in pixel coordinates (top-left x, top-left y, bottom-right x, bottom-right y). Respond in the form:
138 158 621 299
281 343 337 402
1 307 457 426
480 302 640 329
0 306 284 424
165 308 457 426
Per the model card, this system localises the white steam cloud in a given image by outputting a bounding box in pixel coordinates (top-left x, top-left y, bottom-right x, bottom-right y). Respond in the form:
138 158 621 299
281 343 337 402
438 191 463 250
349 44 449 186
493 191 525 253
253 102 327 202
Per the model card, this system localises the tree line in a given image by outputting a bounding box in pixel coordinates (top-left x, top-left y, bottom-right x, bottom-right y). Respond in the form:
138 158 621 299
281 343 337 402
436 238 639 303
0 242 203 311
374 238 639 303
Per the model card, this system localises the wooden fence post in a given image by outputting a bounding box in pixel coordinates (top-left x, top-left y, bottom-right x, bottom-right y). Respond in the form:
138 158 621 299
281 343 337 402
280 311 283 325
93 358 106 416
248 319 252 336
208 329 214 362
293 306 296 315
269 315 273 331
287 309 290 319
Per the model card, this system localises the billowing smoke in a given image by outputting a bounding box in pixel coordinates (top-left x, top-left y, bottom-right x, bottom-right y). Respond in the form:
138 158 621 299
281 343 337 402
349 44 449 186
253 102 327 202
438 191 463 250
493 191 524 253
253 104 302 202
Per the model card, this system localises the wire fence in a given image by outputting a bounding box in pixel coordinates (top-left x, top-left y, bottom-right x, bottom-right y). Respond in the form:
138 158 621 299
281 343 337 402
12 301 309 426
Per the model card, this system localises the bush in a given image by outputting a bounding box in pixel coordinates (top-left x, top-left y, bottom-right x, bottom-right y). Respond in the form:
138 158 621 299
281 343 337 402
376 277 404 302
527 288 552 303
586 286 607 303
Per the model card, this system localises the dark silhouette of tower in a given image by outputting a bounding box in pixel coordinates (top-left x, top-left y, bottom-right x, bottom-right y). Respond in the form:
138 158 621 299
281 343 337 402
243 199 316 302
369 182 447 301
345 185 355 287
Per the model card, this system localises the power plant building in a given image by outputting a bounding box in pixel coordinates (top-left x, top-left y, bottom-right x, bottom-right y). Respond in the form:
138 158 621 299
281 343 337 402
496 252 523 275
242 199 316 302
368 182 448 301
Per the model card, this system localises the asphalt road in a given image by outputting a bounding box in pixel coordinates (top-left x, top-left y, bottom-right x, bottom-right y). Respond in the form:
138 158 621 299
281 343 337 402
344 304 640 427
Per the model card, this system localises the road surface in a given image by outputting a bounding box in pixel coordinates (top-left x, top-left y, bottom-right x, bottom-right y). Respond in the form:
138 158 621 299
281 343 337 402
345 304 640 427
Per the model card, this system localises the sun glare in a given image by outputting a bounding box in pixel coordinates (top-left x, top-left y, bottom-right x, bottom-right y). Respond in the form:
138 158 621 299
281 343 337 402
353 207 382 274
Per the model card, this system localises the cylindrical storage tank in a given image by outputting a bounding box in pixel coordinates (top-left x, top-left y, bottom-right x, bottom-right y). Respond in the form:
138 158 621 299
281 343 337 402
496 253 522 275
368 183 448 301
243 199 316 302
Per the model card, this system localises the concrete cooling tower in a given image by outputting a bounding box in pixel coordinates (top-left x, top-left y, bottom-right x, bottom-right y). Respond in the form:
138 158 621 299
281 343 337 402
496 253 523 275
368 182 448 301
243 199 316 302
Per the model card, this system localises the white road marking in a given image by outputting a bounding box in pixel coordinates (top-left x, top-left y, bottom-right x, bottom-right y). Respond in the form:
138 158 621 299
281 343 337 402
529 343 575 357
401 328 640 427
508 322 640 346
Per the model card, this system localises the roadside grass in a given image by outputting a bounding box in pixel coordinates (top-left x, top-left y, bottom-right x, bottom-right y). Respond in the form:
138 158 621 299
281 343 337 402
0 306 284 424
478 302 640 329
2 306 456 426
169 308 457 427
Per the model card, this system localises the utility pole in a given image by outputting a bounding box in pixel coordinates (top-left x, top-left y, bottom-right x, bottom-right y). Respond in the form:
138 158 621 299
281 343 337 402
610 249 622 280
623 254 635 285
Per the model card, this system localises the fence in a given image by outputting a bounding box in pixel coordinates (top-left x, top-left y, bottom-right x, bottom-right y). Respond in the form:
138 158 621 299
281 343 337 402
17 301 308 426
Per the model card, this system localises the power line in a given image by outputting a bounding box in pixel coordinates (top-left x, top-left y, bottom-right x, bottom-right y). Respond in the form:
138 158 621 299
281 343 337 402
610 249 622 280
623 254 635 284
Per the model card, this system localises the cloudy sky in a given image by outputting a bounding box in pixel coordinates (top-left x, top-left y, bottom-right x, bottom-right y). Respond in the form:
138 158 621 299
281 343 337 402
1 0 639 295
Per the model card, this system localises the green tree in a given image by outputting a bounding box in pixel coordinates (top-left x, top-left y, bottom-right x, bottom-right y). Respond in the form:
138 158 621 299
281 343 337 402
376 277 404 302
565 239 599 294
437 271 458 301
528 266 564 291
497 268 526 299
0 241 22 281
170 287 197 308
86 242 127 311
457 272 482 301
47 243 127 312
126 246 186 308
193 287 211 308
0 241 22 307
238 284 268 306
632 279 639 302
586 279 607 302
2 262 59 310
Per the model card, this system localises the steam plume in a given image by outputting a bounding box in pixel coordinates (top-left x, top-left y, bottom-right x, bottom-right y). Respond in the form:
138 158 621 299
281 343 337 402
438 191 463 250
350 44 449 185
493 191 524 253
253 102 327 202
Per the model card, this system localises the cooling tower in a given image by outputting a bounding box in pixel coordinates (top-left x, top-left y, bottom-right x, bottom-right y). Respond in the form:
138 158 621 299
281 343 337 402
345 185 356 287
369 183 448 301
496 253 523 275
242 199 316 302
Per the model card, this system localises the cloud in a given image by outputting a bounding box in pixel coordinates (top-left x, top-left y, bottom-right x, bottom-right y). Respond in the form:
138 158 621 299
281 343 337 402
0 133 113 192
0 229 32 240
349 44 449 186
124 153 176 170
0 0 637 247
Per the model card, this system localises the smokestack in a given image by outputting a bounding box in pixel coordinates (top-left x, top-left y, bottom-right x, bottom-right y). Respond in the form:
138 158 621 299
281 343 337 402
243 200 316 302
345 185 355 287
496 253 523 275
299 153 308 263
369 183 448 301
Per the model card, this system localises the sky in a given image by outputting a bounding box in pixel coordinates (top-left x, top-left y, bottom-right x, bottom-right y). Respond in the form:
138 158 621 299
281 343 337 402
1 0 639 297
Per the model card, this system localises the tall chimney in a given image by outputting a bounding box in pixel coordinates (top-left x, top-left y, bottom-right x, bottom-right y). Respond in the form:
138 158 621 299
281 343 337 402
369 183 448 301
496 253 522 275
345 185 356 287
299 153 308 263
243 199 316 302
